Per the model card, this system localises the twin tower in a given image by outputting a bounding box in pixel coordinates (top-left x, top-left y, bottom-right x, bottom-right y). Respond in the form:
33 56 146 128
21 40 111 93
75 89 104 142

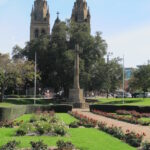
30 0 91 41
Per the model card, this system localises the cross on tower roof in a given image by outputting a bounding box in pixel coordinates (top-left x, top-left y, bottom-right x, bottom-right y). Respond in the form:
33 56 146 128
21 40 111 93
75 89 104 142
57 11 60 18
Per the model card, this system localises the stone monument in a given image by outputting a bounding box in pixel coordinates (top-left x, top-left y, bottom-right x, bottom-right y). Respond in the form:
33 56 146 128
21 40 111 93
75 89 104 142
69 44 86 108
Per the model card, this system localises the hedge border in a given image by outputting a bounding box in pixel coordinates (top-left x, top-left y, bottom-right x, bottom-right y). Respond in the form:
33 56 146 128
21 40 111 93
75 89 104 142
0 104 72 121
90 104 150 113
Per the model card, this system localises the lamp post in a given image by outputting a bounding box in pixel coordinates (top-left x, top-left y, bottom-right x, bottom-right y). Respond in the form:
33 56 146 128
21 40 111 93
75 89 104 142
122 55 125 104
106 52 113 98
34 52 37 105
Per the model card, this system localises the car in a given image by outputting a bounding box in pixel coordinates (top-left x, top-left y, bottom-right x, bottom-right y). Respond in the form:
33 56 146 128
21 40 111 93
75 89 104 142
116 92 132 98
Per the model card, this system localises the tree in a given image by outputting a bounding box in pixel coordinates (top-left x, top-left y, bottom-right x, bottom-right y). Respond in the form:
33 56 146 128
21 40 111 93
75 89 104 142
129 65 150 94
12 45 24 60
21 21 121 97
0 53 40 101
13 59 40 93
89 57 122 94
50 21 74 95
23 35 50 87
0 54 16 101
69 22 107 91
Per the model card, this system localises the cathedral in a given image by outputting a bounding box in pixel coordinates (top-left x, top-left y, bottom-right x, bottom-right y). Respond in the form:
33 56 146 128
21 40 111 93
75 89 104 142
30 0 91 41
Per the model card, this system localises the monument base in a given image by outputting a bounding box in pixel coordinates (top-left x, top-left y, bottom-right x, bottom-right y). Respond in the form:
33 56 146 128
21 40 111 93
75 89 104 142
69 89 86 108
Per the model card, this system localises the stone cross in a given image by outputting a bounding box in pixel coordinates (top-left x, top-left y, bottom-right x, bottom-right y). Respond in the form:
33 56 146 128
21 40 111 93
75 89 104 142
73 44 82 89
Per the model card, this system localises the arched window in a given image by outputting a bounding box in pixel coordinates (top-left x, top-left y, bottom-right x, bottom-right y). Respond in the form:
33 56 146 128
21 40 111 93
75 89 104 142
41 29 46 35
34 29 39 38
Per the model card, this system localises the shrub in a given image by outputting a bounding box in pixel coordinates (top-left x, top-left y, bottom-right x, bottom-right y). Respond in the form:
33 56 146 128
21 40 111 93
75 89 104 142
125 131 143 147
50 105 72 113
57 140 75 150
35 121 52 135
0 121 14 128
16 122 35 136
98 122 108 132
30 115 39 123
69 111 97 128
142 141 150 150
69 121 79 128
107 126 125 140
0 140 20 150
16 112 68 137
30 141 48 150
54 124 67 136
79 121 95 128
16 129 27 136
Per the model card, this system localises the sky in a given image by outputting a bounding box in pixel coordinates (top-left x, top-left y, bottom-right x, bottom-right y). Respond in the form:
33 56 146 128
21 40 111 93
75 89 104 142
0 0 150 67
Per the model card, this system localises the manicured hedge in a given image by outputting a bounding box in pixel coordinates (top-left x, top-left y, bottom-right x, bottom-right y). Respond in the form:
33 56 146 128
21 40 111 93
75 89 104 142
50 104 72 112
90 104 150 113
0 106 26 121
26 104 72 113
0 104 72 121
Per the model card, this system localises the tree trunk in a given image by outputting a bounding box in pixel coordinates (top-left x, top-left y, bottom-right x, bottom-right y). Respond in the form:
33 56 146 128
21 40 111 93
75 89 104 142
0 86 4 102
64 87 69 98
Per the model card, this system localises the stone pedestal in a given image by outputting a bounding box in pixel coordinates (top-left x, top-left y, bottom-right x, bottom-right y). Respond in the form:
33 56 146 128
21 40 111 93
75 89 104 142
68 44 87 108
69 89 86 108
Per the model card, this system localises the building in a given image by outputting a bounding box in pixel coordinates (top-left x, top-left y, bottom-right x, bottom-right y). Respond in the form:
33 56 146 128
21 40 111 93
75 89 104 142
125 68 134 80
30 0 90 41
30 0 50 41
71 0 91 24
124 68 134 90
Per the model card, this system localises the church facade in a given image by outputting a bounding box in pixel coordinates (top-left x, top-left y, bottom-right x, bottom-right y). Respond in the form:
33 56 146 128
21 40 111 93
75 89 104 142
30 0 91 41
71 0 90 23
30 0 50 40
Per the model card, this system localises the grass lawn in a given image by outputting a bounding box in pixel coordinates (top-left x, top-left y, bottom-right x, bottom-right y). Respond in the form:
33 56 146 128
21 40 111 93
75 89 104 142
0 114 135 150
0 103 15 108
1 98 52 105
95 97 150 106
139 117 150 124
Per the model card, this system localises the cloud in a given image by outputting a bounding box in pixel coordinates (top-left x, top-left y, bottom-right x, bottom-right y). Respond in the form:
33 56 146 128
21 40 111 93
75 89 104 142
106 23 150 67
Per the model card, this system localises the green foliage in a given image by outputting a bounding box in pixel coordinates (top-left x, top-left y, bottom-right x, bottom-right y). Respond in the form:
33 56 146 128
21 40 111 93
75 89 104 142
142 141 150 150
16 122 35 136
30 141 48 150
21 21 110 95
54 123 68 136
0 114 135 150
57 140 75 150
125 132 143 147
0 106 26 121
36 121 52 135
0 140 20 150
12 45 24 60
69 121 79 128
0 53 40 101
90 58 122 92
129 65 150 93
16 112 68 136
0 54 16 102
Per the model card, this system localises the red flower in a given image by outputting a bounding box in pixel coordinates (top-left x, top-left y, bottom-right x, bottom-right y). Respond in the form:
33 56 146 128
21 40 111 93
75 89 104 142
143 132 146 136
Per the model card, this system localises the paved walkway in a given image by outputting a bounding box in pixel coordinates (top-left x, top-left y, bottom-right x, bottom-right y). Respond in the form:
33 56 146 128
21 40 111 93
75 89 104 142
73 109 150 142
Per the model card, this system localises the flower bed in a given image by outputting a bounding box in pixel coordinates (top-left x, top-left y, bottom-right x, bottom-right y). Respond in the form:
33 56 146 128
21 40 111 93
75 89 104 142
16 111 68 137
69 111 97 128
116 110 150 118
91 109 150 126
0 140 78 150
70 111 146 148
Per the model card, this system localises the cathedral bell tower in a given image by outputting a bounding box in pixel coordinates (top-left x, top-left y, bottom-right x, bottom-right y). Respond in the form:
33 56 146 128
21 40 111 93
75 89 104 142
30 0 50 41
71 0 91 24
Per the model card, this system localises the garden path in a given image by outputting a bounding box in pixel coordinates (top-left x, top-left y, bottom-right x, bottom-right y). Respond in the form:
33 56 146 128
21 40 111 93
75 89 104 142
73 109 150 142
